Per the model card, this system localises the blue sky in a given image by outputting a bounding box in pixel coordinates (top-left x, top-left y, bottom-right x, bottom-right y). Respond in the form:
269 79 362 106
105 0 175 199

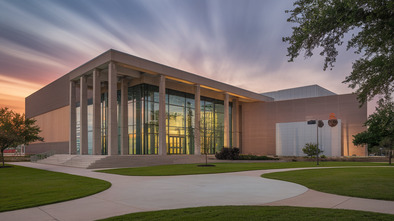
0 0 369 113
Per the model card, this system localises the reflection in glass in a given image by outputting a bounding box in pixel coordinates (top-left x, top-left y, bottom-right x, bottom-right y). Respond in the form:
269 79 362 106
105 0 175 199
77 83 232 155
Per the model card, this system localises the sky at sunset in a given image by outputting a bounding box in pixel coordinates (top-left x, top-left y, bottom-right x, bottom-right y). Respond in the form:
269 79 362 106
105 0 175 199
0 0 376 115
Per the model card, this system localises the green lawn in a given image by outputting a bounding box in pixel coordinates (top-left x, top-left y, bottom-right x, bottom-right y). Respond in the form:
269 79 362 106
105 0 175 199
262 167 394 201
100 206 394 221
96 161 386 176
0 165 111 212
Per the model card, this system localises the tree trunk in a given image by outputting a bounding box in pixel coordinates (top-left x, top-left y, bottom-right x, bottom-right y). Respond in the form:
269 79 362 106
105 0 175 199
1 150 4 167
389 150 392 165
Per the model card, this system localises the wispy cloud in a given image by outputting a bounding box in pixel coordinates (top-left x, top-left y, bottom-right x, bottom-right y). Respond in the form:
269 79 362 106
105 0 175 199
0 0 362 114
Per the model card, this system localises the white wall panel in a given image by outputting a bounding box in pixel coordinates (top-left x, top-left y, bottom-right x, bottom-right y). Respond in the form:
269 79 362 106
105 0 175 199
276 120 341 156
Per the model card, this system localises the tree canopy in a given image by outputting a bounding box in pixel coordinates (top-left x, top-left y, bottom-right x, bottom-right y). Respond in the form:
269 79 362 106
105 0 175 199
353 99 394 163
283 0 394 105
0 107 43 167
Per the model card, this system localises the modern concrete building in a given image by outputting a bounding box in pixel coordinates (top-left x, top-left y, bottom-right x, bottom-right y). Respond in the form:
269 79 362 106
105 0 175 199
25 49 367 157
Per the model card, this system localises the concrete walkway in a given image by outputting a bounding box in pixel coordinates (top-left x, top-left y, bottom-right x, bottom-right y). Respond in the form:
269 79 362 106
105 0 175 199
1 162 307 221
1 163 394 221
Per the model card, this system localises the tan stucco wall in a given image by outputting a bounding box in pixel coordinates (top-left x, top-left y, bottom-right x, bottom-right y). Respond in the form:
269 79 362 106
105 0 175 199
241 94 367 156
32 106 70 143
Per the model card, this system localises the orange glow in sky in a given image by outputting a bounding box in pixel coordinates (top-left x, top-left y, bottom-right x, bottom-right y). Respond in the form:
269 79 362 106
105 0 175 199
0 76 43 113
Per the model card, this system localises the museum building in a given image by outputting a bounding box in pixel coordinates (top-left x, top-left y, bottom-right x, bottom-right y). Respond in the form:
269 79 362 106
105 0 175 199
25 49 367 157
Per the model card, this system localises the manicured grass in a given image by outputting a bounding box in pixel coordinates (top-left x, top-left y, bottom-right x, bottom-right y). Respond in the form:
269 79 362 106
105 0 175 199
0 165 111 212
96 161 385 176
262 167 394 201
100 206 394 221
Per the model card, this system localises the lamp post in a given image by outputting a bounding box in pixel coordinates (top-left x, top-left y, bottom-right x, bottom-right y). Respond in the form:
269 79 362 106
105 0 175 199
316 120 324 165
307 113 338 166
307 120 321 165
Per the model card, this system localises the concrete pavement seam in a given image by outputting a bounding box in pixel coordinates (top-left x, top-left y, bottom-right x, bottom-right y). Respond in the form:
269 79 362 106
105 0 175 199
331 197 352 209
38 207 59 221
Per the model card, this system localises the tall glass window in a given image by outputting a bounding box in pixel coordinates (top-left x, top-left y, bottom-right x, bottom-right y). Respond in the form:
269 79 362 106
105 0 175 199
76 83 232 155
128 84 159 154
101 93 108 155
87 98 93 154
200 98 228 154
76 104 80 154
76 98 93 155
166 89 195 154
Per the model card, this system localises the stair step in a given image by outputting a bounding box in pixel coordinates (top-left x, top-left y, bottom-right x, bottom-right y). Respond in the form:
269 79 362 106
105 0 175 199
36 154 212 169
36 154 107 168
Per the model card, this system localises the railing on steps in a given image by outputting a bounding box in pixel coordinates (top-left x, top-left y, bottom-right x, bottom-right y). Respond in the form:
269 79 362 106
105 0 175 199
30 150 56 162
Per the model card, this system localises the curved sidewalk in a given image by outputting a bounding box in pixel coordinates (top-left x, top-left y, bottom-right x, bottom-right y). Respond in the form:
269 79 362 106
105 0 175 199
264 189 394 215
1 162 307 221
2 163 394 221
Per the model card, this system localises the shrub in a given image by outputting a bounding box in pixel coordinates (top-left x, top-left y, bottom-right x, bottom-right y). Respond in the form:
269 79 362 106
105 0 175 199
238 155 278 160
215 147 240 160
302 143 323 158
215 149 278 161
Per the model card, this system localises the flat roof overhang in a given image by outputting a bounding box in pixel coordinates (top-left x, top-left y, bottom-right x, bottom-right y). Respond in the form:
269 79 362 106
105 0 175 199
68 49 273 103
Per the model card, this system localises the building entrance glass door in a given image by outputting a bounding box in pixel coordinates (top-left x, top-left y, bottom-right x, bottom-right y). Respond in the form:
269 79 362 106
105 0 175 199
168 136 184 154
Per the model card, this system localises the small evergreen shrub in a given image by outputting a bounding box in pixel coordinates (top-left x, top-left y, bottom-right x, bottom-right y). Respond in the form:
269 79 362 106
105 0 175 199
302 143 323 158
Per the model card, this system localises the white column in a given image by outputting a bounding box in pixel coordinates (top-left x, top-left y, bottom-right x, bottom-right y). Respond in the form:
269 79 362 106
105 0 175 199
69 81 77 155
80 75 88 155
194 84 201 155
92 69 101 155
224 93 230 148
158 75 167 155
120 78 128 155
108 62 118 155
232 98 239 148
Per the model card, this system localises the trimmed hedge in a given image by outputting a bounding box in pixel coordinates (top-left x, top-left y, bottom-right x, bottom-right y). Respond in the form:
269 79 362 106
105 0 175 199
215 148 240 160
238 155 278 160
215 148 278 160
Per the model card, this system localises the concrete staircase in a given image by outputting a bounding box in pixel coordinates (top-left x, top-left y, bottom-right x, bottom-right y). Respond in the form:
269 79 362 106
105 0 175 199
36 154 74 165
37 154 107 168
36 154 214 169
88 155 209 169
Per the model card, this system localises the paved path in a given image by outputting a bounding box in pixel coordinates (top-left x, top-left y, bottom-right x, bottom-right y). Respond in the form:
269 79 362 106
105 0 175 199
265 189 394 215
1 163 394 221
1 162 306 221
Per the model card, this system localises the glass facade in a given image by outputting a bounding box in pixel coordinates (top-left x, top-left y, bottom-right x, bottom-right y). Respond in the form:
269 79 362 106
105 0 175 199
76 99 94 155
76 83 232 155
127 84 159 154
101 93 108 155
167 88 195 154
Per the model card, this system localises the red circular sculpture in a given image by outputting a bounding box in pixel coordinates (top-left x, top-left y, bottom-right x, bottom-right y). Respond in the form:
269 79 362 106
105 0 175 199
328 113 338 127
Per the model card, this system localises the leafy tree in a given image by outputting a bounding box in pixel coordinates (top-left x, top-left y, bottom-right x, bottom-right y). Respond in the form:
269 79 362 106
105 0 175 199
283 0 394 105
353 98 393 163
0 107 43 167
302 142 323 158
380 137 393 164
352 130 380 150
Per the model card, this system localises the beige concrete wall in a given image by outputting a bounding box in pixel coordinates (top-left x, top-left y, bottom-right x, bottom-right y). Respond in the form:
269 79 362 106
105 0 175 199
32 106 70 143
26 142 69 154
241 94 367 156
25 74 69 118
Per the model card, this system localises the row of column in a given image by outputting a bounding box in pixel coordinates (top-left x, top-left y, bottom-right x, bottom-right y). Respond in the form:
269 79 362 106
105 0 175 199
69 62 236 155
69 62 119 155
